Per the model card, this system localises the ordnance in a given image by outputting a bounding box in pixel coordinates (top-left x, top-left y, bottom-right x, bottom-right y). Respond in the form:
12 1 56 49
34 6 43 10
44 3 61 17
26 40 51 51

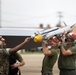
31 24 75 43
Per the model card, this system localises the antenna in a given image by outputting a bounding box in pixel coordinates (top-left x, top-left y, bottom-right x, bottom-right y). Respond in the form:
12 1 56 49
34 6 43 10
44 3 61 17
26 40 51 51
63 21 67 26
71 23 76 28
57 11 63 25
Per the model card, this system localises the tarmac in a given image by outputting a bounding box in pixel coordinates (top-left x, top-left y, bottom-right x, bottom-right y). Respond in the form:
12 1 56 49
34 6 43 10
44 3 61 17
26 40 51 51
20 54 59 75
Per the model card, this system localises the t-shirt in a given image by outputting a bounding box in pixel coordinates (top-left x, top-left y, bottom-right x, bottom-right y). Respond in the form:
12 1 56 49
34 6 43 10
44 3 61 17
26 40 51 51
41 48 58 72
9 53 23 75
58 43 76 69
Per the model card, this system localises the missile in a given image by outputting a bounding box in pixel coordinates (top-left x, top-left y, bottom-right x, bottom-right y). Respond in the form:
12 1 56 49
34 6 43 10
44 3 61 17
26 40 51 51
31 27 59 38
45 25 73 39
32 24 75 43
31 27 59 43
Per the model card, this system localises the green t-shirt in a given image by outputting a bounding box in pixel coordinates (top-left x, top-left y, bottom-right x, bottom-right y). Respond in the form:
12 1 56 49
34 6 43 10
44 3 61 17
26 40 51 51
14 52 23 62
8 52 23 75
58 43 76 69
41 48 58 72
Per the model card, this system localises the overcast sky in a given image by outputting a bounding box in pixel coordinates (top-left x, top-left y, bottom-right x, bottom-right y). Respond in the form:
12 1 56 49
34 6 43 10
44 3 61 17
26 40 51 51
1 0 76 28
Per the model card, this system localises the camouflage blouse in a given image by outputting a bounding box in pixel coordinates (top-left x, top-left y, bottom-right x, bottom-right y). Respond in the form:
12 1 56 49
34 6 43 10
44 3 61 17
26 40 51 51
0 48 9 75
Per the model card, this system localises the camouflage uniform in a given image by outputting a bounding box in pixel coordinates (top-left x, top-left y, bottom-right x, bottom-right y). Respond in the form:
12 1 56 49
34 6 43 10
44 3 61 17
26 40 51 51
0 48 9 75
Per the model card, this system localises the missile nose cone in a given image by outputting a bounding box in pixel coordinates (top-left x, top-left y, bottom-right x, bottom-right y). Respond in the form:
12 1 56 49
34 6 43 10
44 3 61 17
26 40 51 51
34 35 43 43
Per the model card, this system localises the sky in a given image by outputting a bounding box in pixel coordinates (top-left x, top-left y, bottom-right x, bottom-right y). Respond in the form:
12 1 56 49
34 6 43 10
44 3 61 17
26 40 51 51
1 0 76 28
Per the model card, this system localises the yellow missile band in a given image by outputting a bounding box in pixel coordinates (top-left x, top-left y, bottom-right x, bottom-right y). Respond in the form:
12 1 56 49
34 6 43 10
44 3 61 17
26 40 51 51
34 35 43 43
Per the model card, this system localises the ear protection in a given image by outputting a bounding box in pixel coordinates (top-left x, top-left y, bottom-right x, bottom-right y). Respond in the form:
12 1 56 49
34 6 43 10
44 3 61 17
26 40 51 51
68 32 76 39
51 36 60 43
0 41 3 46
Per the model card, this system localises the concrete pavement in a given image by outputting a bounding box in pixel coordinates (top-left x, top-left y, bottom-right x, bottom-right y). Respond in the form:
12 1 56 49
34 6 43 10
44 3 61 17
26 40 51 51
20 54 59 75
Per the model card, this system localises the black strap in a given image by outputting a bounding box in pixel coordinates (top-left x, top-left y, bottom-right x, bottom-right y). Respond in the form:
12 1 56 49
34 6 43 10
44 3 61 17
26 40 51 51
18 68 21 75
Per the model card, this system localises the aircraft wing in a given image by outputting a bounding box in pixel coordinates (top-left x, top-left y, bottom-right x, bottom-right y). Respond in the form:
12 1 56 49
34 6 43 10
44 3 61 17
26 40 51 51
0 28 43 36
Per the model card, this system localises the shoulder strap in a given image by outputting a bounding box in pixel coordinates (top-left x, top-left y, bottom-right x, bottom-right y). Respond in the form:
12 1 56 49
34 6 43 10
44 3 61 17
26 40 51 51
18 68 21 75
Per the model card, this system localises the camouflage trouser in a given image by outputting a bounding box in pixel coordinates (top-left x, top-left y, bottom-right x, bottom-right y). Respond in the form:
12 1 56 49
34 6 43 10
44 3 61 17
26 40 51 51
59 69 76 75
41 71 53 75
